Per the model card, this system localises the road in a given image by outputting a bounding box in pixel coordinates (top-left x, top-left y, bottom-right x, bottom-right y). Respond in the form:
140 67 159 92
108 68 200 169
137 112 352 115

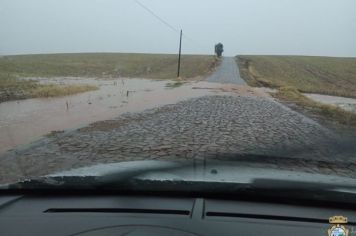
206 57 246 85
1 61 355 183
1 95 352 183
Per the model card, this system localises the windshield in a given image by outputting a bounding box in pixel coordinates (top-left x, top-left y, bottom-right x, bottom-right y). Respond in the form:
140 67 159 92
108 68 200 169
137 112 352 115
0 0 355 193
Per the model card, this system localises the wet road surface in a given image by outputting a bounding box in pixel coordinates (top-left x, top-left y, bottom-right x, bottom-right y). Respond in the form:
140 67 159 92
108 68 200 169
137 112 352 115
1 64 356 184
0 78 226 154
206 57 246 85
2 94 354 184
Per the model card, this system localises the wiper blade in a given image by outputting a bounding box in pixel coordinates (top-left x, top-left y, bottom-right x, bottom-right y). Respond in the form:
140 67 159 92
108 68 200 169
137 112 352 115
3 161 186 190
3 159 356 206
4 175 356 207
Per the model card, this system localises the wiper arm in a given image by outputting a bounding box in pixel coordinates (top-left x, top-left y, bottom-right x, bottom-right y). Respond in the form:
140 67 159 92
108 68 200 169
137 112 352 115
3 159 356 207
3 161 189 190
94 161 188 187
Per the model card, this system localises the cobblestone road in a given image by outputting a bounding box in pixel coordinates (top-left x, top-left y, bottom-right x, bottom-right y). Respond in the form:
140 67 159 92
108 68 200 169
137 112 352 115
1 95 355 183
1 59 355 183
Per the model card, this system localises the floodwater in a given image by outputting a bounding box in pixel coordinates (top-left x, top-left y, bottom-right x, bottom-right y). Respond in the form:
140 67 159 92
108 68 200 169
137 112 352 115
304 93 356 113
0 77 230 154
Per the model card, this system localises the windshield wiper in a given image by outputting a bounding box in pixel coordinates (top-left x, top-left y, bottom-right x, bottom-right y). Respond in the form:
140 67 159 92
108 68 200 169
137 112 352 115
2 161 187 190
2 159 356 207
4 177 356 209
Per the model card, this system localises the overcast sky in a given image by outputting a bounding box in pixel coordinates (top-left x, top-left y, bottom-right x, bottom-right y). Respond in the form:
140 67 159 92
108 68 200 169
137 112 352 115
1 0 355 56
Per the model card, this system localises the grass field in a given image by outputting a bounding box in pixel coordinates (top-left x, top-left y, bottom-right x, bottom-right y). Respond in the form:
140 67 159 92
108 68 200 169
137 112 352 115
0 53 217 79
236 55 356 126
0 53 217 102
0 72 99 102
237 55 356 98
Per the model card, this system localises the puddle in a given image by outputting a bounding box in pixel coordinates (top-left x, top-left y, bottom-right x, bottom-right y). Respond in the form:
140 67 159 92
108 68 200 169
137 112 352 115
0 77 229 154
304 93 356 113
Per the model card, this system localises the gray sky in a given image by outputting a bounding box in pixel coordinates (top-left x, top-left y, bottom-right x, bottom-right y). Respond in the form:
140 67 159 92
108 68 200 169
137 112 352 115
1 0 355 56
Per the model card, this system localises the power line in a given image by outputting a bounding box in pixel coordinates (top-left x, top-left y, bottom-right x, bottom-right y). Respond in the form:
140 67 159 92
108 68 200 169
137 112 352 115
133 0 180 34
133 0 210 52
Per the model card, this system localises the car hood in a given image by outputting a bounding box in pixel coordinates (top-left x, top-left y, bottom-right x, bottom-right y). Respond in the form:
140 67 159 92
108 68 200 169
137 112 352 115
3 160 356 205
45 160 355 187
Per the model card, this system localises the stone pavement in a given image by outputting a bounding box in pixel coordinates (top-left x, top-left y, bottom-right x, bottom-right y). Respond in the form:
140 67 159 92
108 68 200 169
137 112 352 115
2 95 354 184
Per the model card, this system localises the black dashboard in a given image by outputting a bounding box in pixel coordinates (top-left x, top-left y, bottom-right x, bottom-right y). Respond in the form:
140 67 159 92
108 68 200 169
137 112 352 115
1 194 355 235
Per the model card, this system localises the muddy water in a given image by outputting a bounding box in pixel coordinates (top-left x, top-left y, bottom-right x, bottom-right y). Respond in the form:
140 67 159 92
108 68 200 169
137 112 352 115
0 78 227 154
304 93 356 113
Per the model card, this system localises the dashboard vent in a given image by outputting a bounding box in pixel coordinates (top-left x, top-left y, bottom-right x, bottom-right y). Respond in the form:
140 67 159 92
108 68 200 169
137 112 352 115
45 208 190 215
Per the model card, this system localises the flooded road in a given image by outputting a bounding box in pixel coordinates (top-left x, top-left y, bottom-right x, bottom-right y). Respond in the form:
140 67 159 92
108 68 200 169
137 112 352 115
0 78 230 154
2 78 355 184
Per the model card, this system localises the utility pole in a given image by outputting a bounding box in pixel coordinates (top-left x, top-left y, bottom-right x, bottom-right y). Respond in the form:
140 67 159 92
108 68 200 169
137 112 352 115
177 29 182 78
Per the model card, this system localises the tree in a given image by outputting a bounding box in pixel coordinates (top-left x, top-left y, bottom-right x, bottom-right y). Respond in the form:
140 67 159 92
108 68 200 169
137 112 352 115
215 43 224 57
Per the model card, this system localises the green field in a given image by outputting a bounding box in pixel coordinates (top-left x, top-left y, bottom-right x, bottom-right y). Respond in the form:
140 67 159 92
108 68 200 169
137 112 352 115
0 53 217 79
237 55 356 98
0 53 217 102
236 55 356 126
